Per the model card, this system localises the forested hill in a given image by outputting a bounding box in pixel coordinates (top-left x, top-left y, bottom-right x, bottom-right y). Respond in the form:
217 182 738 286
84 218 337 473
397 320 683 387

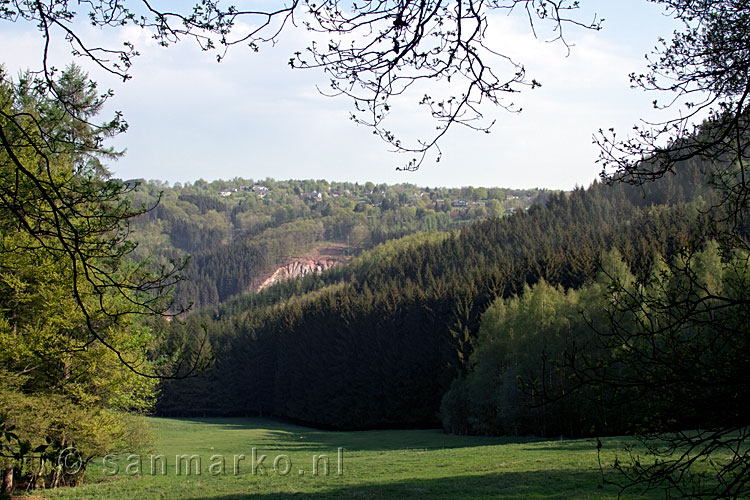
157 159 713 430
127 179 547 309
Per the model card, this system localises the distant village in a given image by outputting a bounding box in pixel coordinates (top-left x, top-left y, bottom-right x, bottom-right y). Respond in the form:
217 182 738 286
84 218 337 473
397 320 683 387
211 179 544 216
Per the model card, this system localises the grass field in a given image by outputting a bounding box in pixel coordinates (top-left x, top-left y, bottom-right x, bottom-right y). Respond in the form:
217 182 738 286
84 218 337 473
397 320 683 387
34 417 657 500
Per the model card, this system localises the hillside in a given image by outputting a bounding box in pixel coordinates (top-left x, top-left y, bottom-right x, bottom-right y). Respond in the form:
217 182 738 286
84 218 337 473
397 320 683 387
127 179 548 309
255 244 350 292
156 159 714 431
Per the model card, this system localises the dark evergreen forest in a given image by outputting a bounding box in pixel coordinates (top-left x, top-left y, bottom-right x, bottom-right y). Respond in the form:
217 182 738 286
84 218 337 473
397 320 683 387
155 158 717 435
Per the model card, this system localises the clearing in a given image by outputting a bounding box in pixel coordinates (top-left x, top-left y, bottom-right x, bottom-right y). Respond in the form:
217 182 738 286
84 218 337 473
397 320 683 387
37 417 656 499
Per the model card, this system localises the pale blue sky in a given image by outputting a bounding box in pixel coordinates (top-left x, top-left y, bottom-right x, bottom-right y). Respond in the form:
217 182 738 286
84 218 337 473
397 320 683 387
2 1 680 189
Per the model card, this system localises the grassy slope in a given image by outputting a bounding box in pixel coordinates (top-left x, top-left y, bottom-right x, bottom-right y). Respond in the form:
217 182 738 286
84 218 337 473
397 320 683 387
40 418 655 500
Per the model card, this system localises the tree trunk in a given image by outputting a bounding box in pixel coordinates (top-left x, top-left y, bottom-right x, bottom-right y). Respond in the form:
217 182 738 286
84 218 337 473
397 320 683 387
51 465 61 489
1 464 13 495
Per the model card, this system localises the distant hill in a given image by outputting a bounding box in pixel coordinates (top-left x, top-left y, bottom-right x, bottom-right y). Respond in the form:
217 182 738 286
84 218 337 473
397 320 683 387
126 178 550 309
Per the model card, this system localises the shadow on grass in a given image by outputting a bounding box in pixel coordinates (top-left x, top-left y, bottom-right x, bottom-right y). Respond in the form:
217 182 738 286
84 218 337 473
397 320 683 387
156 417 543 452
520 439 628 454
520 442 595 453
179 469 638 500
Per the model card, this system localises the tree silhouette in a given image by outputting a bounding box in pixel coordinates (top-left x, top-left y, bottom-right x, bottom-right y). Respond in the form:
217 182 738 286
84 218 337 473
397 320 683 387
1 0 601 169
594 1 750 497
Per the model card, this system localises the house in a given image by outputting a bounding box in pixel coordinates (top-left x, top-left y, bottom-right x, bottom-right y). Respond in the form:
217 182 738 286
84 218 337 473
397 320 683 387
252 184 269 198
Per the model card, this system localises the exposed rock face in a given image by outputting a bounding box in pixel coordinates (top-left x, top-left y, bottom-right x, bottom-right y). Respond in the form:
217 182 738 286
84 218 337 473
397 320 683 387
257 258 340 291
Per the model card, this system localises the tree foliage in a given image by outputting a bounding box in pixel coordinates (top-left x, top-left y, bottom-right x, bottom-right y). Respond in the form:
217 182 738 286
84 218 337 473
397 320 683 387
590 1 750 497
0 64 190 378
440 251 632 437
593 242 750 499
0 65 194 494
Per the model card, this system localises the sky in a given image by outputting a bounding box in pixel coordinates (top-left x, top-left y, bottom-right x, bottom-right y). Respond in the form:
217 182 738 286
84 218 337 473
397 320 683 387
1 1 681 189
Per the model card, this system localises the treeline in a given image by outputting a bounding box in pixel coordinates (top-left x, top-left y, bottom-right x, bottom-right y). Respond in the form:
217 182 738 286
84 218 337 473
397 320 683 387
157 160 712 430
442 241 750 438
127 179 548 309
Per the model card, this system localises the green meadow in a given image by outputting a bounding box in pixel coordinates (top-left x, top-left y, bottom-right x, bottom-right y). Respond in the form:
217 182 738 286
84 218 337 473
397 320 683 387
35 418 659 500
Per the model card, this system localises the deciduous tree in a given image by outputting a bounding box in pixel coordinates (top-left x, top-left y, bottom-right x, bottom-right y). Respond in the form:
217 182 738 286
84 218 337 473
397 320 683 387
593 1 750 497
0 64 204 493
